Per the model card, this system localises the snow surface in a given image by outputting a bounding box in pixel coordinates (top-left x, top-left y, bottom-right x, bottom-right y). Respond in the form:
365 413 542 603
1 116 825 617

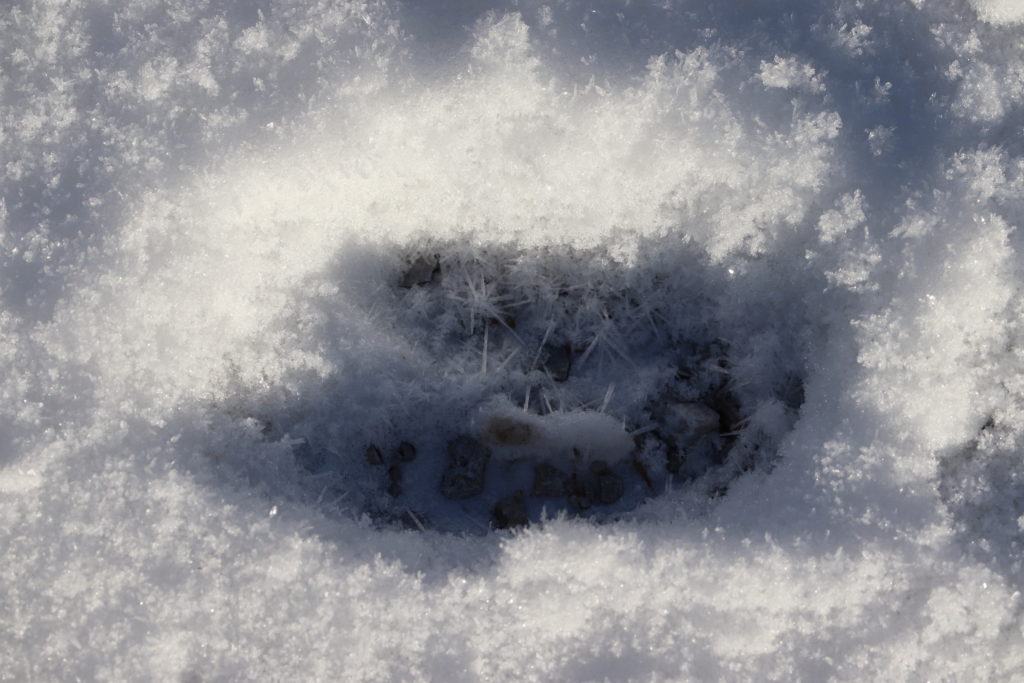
3 0 1024 679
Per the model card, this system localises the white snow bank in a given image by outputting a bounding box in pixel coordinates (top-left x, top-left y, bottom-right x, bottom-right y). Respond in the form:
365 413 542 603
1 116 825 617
3 0 1024 680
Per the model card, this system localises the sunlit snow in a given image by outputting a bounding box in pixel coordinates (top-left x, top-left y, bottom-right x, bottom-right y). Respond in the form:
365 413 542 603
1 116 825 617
3 0 1024 680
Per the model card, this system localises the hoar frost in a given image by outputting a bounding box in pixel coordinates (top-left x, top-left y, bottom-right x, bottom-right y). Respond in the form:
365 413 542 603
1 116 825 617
3 1 1024 680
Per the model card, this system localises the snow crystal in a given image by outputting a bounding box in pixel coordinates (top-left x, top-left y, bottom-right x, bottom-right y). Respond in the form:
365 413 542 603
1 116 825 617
3 0 1024 680
758 56 825 92
970 0 1024 24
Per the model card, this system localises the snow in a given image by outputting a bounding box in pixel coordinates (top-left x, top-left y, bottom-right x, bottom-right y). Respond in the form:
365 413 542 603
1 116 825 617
971 0 1024 24
3 0 1024 679
480 403 634 465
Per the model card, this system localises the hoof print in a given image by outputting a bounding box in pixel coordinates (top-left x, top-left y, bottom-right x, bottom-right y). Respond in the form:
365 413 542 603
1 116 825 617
285 244 801 534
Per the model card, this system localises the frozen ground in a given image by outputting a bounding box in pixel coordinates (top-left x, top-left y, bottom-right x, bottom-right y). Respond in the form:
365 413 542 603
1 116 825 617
3 0 1024 680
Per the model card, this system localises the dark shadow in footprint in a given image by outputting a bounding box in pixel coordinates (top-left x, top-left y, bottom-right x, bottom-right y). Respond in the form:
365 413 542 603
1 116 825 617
216 236 809 537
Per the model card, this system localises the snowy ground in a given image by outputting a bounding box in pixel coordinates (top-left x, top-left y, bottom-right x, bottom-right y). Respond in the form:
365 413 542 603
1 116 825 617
3 0 1024 680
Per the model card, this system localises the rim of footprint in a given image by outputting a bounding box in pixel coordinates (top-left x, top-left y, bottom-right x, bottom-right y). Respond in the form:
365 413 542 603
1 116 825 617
291 241 803 534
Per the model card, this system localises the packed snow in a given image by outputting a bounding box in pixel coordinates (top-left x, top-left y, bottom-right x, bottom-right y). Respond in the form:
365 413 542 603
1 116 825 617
3 0 1024 679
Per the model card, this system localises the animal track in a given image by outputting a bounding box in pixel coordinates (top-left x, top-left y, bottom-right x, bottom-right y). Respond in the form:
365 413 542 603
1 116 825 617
274 241 802 533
